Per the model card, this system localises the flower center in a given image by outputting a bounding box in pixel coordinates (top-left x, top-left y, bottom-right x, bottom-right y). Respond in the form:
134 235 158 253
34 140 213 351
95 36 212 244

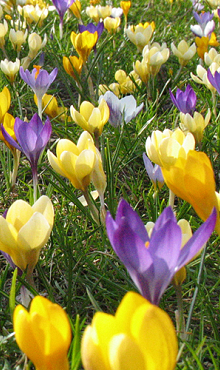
33 65 41 79
145 241 150 249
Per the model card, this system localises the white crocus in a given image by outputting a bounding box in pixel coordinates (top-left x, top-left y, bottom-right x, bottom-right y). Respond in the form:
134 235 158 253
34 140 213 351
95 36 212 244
171 40 196 67
0 58 20 82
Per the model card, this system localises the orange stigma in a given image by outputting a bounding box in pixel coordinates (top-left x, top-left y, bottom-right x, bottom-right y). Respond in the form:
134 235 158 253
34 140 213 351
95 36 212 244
145 241 150 249
33 65 41 79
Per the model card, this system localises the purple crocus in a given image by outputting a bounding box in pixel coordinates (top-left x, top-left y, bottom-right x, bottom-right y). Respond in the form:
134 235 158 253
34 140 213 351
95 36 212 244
2 114 52 201
106 199 216 305
207 69 220 95
190 11 215 37
52 0 75 25
79 22 104 39
169 85 197 115
20 66 58 102
143 153 164 190
99 91 144 127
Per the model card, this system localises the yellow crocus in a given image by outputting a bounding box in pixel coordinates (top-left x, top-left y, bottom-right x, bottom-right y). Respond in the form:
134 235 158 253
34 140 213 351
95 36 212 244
47 131 97 191
81 291 178 370
195 36 209 60
146 128 195 170
69 0 81 19
70 99 109 138
13 295 71 370
171 40 196 67
115 69 141 94
209 32 219 47
0 86 11 123
133 59 150 84
0 196 54 275
120 1 131 18
162 150 220 234
63 55 83 79
0 112 16 152
104 16 121 33
70 31 98 63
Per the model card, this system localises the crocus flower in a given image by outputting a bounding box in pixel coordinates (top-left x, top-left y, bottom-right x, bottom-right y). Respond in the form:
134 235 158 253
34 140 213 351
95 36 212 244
104 16 121 33
99 91 143 127
0 58 20 83
207 68 220 94
106 199 216 304
2 113 51 177
0 196 54 277
13 295 71 370
20 66 58 105
0 86 11 123
179 109 211 143
142 42 170 76
195 36 209 60
125 22 155 52
70 31 98 63
190 62 220 92
145 128 195 170
79 21 104 39
52 0 75 38
69 0 81 19
143 153 164 190
191 11 215 37
169 85 197 115
162 150 220 234
63 55 83 80
171 40 196 67
81 291 178 370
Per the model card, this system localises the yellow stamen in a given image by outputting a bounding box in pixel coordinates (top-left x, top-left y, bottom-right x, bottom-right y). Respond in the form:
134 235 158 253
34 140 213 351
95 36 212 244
145 241 150 248
33 65 41 79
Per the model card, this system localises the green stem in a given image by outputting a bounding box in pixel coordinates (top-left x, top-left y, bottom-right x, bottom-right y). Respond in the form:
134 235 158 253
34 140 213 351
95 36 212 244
168 189 175 209
174 283 186 340
32 168 39 203
84 64 95 101
83 188 100 225
37 96 43 119
10 150 20 191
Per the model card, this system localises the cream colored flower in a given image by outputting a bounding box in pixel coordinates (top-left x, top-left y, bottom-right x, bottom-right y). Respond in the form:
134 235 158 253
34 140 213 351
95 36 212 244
96 5 112 18
171 40 196 67
133 59 150 84
9 29 28 52
104 16 120 33
204 47 220 66
142 42 170 76
125 22 155 52
145 128 195 169
179 109 211 143
86 6 100 22
0 20 8 48
0 58 20 82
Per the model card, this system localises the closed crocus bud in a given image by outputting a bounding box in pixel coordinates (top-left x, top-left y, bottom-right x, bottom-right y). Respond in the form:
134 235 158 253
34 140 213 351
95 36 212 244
171 40 196 67
81 291 178 370
0 86 11 123
70 31 98 63
0 58 20 83
120 1 131 18
180 109 211 143
0 20 8 48
0 196 54 276
63 55 83 79
47 131 97 191
70 0 81 19
70 99 110 138
13 295 71 370
204 47 220 66
133 59 150 84
146 128 195 169
142 42 170 76
9 29 28 52
115 69 141 94
104 16 121 33
162 150 220 234
27 32 47 60
191 62 220 91
125 22 155 52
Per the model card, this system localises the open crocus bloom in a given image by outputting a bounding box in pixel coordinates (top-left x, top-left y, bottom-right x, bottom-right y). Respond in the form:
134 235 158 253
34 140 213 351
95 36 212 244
106 199 216 305
81 291 178 370
0 196 54 275
13 295 71 370
99 91 143 127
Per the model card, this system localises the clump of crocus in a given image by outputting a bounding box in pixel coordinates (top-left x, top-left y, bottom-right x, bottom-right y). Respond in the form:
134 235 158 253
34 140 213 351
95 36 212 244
99 91 144 127
106 199 216 304
169 85 197 115
2 113 52 201
171 40 196 67
52 0 75 38
0 196 54 280
81 291 178 370
20 66 58 118
191 11 215 38
17 4 48 27
13 295 71 370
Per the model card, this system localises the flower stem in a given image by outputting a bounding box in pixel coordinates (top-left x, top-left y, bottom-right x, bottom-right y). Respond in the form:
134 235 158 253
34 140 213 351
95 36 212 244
10 150 20 191
168 189 175 209
37 96 43 120
32 167 39 203
83 189 100 225
84 64 95 101
174 283 186 340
